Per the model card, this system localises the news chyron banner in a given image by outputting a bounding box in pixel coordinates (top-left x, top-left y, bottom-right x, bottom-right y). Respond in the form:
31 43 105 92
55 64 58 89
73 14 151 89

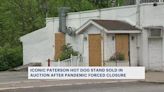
28 67 145 79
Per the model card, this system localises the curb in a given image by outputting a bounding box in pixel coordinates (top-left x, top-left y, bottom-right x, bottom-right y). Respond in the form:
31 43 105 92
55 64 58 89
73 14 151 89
140 81 164 84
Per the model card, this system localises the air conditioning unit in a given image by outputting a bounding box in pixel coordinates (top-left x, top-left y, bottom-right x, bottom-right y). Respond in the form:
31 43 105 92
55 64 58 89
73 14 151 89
149 28 162 38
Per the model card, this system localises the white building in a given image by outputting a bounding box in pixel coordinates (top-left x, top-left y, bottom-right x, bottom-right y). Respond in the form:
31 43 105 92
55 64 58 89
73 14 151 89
20 1 164 71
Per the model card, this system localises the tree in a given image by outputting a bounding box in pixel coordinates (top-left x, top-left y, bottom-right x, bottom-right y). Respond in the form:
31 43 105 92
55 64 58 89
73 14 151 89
0 0 126 71
89 0 125 8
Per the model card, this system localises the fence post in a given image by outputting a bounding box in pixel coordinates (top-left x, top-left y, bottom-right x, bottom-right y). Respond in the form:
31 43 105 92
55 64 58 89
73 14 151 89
48 59 50 67
58 59 60 66
77 54 80 66
71 54 73 66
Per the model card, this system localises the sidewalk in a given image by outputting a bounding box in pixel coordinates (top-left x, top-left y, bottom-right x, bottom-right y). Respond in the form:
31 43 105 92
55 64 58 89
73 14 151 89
0 71 164 91
144 71 164 83
0 79 137 91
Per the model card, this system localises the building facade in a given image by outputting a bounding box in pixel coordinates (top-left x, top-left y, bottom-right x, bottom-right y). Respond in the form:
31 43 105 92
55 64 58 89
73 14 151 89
20 1 164 71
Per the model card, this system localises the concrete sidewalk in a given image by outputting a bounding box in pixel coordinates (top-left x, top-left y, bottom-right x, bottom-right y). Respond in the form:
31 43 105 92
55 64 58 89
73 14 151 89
144 71 164 83
0 71 164 91
0 79 137 91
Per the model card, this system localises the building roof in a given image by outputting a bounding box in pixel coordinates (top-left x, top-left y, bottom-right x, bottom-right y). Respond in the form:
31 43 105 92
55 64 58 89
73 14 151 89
92 19 139 30
76 19 141 34
20 27 48 43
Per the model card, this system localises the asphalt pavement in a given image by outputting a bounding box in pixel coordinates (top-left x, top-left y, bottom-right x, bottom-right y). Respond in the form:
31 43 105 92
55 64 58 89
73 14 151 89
0 72 28 83
1 82 164 92
0 71 164 92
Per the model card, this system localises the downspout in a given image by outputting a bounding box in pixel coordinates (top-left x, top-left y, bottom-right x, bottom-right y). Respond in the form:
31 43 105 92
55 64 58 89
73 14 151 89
136 0 141 66
136 34 140 66
102 29 105 66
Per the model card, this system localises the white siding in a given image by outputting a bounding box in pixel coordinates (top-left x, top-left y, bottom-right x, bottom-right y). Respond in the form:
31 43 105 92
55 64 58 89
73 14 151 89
141 30 149 69
140 3 164 27
104 34 115 61
20 28 51 65
130 34 138 66
21 3 164 70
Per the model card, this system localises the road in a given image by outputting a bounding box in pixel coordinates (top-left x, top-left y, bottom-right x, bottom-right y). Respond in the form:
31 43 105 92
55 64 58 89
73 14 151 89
0 72 28 83
1 82 164 92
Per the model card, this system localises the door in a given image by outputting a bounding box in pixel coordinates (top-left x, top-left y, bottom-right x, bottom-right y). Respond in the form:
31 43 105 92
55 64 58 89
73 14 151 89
115 34 129 61
148 38 162 71
88 34 102 66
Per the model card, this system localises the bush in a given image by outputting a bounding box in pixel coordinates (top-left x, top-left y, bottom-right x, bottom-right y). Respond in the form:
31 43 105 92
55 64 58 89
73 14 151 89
59 43 78 61
0 46 23 71
117 53 125 60
109 52 125 61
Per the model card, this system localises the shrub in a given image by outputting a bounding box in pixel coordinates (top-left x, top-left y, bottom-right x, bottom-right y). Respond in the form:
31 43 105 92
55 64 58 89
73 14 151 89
109 52 125 61
117 53 125 60
59 43 78 61
0 46 23 71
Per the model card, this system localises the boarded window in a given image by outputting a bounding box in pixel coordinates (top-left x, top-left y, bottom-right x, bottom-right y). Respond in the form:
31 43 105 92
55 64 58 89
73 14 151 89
115 34 129 61
55 32 65 60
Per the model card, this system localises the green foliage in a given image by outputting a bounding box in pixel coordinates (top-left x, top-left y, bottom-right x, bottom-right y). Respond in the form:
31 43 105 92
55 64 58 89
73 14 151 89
117 53 125 60
0 0 125 70
89 0 125 8
47 0 96 17
59 43 78 61
0 45 23 71
0 0 126 47
109 52 125 61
